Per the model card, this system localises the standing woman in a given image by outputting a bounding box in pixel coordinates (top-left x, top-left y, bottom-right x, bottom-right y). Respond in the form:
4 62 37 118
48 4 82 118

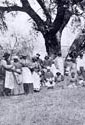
1 52 14 96
12 56 24 95
20 55 33 94
32 68 41 92
32 57 41 92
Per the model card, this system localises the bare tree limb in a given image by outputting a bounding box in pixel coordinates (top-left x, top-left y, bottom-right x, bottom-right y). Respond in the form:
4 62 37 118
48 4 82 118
20 0 46 32
47 1 72 35
46 4 66 35
36 0 51 23
0 5 24 12
0 0 46 33
20 0 30 8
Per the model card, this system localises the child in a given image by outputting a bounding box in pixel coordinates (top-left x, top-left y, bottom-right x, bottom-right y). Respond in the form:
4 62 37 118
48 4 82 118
45 67 55 89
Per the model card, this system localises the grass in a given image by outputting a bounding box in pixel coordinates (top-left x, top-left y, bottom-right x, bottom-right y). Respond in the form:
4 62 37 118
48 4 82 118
0 86 85 125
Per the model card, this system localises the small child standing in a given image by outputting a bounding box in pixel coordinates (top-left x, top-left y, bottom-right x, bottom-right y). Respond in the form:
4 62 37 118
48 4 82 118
45 67 55 89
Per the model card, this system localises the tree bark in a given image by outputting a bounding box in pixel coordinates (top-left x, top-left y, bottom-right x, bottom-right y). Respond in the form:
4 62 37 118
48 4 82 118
0 0 73 57
43 32 61 56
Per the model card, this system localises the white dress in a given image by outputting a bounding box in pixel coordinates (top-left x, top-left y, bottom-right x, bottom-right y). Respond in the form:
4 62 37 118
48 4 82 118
22 67 33 84
13 68 24 95
50 64 57 76
76 57 84 71
45 78 55 87
5 71 15 89
32 72 41 90
55 57 64 75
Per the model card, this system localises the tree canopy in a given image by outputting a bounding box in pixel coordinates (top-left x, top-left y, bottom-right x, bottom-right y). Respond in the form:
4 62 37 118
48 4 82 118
0 0 85 56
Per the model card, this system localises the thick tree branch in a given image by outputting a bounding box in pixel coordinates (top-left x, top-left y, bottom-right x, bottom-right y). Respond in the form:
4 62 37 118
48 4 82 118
0 5 24 12
59 9 72 33
36 0 51 23
47 2 72 35
53 5 66 32
0 0 46 33
46 4 66 35
20 0 46 33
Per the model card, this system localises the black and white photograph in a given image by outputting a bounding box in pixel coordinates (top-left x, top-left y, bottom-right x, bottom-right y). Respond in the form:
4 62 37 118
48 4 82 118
0 0 85 125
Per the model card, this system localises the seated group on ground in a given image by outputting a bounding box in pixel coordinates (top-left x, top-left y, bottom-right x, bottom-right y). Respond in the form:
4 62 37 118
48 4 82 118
65 52 85 88
0 51 84 96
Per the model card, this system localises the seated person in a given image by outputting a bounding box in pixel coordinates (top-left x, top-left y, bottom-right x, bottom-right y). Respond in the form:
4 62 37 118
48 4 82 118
45 67 55 89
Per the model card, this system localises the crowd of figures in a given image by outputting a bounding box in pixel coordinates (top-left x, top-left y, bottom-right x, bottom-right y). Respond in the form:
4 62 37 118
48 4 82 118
0 51 85 96
65 53 85 88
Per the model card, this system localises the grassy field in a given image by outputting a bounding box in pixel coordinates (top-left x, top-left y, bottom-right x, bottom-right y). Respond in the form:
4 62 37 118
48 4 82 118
0 86 85 125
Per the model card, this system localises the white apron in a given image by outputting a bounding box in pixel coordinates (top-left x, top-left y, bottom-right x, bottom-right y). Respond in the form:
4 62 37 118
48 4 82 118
5 71 15 89
56 57 64 75
45 78 55 87
32 72 41 90
76 57 84 71
50 64 57 76
1 60 15 89
22 67 33 83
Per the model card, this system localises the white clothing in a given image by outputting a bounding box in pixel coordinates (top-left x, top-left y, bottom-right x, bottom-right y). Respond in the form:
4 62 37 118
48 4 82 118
76 57 84 71
5 71 15 89
22 67 33 83
50 64 57 76
32 72 40 90
13 71 22 84
45 78 55 87
73 4 83 15
1 60 15 89
83 55 85 70
65 66 70 75
55 57 64 75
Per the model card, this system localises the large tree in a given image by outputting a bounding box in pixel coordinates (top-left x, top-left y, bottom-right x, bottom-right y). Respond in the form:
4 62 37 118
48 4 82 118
0 0 84 56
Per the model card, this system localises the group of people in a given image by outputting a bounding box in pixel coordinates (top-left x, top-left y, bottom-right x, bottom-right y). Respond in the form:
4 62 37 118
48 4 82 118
0 51 85 96
0 52 64 96
65 52 85 88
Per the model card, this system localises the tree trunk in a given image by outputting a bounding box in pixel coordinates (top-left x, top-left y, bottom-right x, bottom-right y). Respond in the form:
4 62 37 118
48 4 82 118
43 32 61 56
